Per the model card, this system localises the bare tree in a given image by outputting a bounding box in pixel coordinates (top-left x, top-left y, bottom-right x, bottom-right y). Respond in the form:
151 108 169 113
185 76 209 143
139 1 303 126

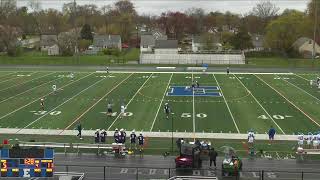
0 25 22 56
251 1 280 19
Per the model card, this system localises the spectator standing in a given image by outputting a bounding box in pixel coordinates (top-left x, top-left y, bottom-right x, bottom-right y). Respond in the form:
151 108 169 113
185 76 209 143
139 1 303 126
76 123 82 140
209 148 218 169
94 129 100 143
268 126 276 145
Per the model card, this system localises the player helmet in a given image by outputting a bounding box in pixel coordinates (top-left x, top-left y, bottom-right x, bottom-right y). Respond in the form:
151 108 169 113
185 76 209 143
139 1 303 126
115 128 118 131
132 130 135 133
120 128 124 132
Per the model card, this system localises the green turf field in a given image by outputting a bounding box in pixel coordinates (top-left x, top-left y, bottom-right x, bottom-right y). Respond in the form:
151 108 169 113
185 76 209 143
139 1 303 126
0 70 320 135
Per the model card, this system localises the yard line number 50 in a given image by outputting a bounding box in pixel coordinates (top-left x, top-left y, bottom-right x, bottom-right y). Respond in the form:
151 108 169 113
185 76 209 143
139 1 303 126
181 113 207 118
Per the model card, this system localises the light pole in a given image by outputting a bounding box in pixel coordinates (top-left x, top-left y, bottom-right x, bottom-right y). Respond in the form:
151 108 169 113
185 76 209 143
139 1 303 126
312 0 318 63
171 112 174 153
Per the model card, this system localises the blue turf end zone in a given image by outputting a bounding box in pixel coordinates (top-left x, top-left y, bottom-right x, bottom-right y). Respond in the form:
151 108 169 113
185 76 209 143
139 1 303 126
167 86 222 97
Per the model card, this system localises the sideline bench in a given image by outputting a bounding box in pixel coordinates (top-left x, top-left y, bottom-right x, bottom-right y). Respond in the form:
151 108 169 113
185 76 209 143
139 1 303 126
18 141 126 156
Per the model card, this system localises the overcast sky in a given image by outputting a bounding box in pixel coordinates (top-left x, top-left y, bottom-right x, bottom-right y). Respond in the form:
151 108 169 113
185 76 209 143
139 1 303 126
17 0 310 15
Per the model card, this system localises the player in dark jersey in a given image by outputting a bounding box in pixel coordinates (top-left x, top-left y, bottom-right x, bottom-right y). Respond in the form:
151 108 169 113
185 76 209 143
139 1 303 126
114 128 119 143
130 130 137 149
40 98 45 110
138 133 144 157
100 129 107 143
164 103 171 119
94 129 100 143
107 102 112 116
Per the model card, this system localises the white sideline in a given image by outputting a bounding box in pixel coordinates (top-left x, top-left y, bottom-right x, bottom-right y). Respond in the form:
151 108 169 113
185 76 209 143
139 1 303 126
156 67 176 69
0 128 298 141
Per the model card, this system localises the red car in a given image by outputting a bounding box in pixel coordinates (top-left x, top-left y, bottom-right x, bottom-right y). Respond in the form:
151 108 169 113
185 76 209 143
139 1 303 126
175 143 201 168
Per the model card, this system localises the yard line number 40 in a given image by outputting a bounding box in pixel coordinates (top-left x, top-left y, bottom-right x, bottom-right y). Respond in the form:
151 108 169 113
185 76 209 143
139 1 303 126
258 114 293 120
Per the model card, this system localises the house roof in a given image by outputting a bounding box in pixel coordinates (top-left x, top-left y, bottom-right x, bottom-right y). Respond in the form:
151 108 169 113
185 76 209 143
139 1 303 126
155 40 178 49
141 35 155 46
40 35 57 47
292 37 312 49
93 35 121 47
251 34 264 48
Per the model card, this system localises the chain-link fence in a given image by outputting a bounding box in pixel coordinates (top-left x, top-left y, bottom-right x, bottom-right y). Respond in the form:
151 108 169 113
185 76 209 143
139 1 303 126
54 164 320 180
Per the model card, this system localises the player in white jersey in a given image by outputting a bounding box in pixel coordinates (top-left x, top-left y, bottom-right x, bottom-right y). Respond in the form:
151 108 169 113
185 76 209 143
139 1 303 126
307 132 313 148
314 132 320 149
52 84 57 95
70 72 74 79
247 130 255 148
120 104 126 118
297 133 304 147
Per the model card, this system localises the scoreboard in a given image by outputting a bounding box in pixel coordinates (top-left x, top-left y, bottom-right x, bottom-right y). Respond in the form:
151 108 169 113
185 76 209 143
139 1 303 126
0 148 54 177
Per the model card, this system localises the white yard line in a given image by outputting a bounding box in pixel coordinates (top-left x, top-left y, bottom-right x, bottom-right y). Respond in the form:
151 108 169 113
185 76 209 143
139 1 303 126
0 72 17 79
0 73 93 121
294 74 311 81
234 74 285 134
150 73 173 131
212 74 240 133
107 73 153 131
0 72 54 92
61 73 133 132
17 75 106 132
0 73 61 104
0 72 37 84
277 75 320 103
255 74 320 128
192 73 196 134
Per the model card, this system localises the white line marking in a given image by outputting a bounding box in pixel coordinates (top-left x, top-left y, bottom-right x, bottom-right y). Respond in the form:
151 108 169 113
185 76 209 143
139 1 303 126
61 73 133 132
213 74 240 133
17 75 106 131
294 74 312 81
0 72 17 79
0 73 59 104
0 72 37 84
0 73 93 121
0 72 54 92
192 73 196 135
235 74 285 134
107 73 153 131
150 73 173 131
255 74 320 128
277 74 320 103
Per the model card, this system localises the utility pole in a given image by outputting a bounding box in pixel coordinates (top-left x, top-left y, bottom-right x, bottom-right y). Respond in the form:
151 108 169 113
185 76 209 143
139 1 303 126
313 0 317 60
73 0 79 64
